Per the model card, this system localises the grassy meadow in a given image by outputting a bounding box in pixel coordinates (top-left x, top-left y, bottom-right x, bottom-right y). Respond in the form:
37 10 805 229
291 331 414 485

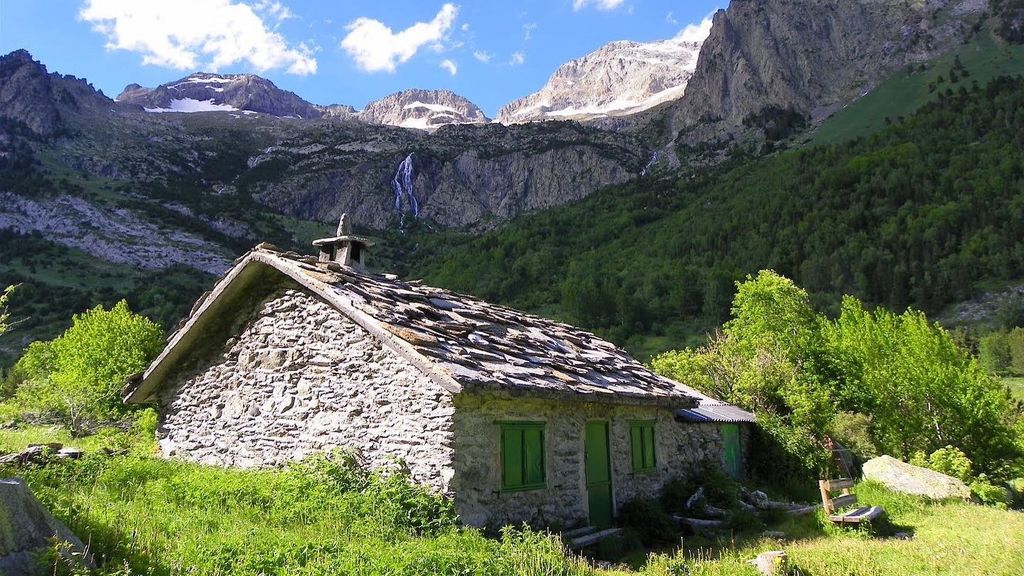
3 424 1023 576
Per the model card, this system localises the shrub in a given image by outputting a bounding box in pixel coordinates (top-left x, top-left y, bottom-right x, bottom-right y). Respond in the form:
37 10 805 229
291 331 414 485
13 301 163 435
617 498 678 545
971 476 1012 508
925 445 973 482
830 411 878 460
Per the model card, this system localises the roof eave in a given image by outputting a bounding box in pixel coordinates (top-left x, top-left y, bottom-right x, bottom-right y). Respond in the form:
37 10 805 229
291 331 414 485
124 249 464 405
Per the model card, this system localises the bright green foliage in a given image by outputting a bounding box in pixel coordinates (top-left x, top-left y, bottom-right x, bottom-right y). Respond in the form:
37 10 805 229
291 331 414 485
823 299 1018 469
918 446 974 482
653 272 1021 478
653 271 836 475
971 475 1013 508
979 330 1013 374
979 328 1024 375
14 301 163 433
8 452 599 576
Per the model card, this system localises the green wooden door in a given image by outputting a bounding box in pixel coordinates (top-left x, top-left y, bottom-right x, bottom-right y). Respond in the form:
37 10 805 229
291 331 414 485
722 424 742 478
585 421 614 528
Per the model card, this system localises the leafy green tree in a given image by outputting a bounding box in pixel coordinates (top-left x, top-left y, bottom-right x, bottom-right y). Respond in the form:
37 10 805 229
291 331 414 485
654 271 836 475
654 272 1021 479
1007 327 1024 376
822 298 1017 471
979 331 1012 375
15 301 163 435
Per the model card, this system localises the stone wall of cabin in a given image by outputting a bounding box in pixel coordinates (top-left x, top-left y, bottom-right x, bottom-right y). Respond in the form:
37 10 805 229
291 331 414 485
156 288 457 491
450 394 727 528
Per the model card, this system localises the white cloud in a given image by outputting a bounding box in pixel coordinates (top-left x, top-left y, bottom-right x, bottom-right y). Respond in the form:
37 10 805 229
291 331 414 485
473 50 492 63
341 3 458 73
572 0 625 11
665 11 678 25
509 51 525 66
79 0 317 75
676 14 715 44
460 22 470 32
252 0 294 21
522 22 537 40
440 59 457 75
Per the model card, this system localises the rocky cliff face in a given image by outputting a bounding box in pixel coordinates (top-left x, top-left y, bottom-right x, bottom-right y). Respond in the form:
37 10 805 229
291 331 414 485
358 89 489 130
116 72 325 118
0 50 112 135
498 38 703 124
249 121 644 229
672 0 989 144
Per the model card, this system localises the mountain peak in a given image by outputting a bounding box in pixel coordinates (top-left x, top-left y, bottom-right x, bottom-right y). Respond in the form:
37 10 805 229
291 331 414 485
117 72 324 118
497 36 703 124
358 89 489 130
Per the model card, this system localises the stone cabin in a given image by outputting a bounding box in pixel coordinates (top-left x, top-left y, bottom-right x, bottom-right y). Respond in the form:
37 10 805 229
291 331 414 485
124 216 754 529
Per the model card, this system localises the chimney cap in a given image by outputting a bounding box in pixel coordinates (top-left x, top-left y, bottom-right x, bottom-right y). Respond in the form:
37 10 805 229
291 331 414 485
311 213 376 248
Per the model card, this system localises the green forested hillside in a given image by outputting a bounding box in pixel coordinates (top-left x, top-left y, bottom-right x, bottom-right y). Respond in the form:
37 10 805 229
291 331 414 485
383 76 1024 357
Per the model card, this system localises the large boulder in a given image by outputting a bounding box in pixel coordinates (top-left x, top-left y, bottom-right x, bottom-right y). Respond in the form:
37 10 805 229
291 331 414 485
862 455 971 500
0 478 93 575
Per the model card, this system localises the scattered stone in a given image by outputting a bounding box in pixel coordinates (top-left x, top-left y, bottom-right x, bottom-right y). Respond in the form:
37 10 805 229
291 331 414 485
0 478 94 575
863 455 971 500
674 515 726 534
894 532 914 540
747 489 769 508
749 550 788 576
686 486 706 510
56 447 84 460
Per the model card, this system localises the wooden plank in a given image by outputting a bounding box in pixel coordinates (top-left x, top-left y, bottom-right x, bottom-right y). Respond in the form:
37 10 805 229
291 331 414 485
818 480 834 513
831 494 857 510
570 528 622 549
822 478 855 492
563 526 597 539
830 506 885 525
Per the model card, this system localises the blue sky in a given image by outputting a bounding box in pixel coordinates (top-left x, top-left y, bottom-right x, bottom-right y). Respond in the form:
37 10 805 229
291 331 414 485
0 0 721 116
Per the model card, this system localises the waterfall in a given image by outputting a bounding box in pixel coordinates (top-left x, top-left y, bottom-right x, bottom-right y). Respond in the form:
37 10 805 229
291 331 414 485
391 153 419 222
640 151 658 177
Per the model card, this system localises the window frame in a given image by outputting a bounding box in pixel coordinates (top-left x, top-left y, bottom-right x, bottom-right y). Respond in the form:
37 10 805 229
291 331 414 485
629 420 657 473
499 421 547 492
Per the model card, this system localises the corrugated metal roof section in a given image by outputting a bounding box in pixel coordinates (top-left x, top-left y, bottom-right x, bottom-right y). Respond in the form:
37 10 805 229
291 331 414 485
676 403 756 424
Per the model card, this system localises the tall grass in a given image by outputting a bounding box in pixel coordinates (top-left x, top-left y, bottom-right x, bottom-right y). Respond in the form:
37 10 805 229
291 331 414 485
9 451 596 576
7 443 1024 575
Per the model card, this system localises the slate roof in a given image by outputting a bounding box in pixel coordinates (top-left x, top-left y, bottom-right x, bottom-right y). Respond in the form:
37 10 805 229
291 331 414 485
128 245 750 414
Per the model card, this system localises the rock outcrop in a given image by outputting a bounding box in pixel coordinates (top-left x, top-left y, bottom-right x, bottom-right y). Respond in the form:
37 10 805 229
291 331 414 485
0 478 93 575
117 72 325 118
671 0 989 143
862 455 971 500
0 49 112 135
358 89 488 130
499 37 702 124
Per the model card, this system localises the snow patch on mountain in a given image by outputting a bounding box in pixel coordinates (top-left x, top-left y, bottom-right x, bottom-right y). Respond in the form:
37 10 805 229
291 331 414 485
144 98 239 113
359 89 488 130
498 36 704 123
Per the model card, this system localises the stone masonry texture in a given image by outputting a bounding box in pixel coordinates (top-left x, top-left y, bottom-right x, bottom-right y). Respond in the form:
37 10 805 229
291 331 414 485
156 284 736 527
157 288 457 490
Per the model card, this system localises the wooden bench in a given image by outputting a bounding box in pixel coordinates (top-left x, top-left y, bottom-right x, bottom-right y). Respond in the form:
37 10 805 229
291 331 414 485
818 477 885 526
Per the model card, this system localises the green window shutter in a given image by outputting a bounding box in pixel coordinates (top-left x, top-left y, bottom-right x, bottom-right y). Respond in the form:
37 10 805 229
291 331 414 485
502 427 524 488
630 421 656 472
630 424 643 471
644 424 656 469
500 423 546 491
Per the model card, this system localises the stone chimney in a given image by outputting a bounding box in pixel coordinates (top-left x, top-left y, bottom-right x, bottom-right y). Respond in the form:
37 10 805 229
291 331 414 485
312 214 374 269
